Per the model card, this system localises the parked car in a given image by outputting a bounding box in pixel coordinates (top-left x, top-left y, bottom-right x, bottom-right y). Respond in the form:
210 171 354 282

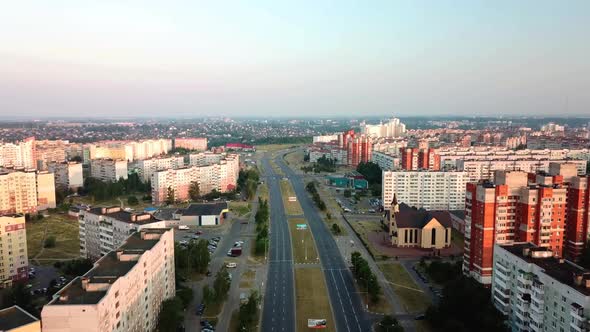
178 225 189 230
226 262 237 268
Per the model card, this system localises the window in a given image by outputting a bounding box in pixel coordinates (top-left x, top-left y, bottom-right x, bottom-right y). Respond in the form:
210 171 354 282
431 228 436 245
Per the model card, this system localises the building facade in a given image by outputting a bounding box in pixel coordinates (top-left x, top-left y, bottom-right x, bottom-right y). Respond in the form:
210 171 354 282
492 243 590 332
0 215 28 288
382 170 468 211
135 156 184 182
173 137 207 151
360 117 406 138
33 139 68 170
371 151 400 171
463 168 576 285
90 159 128 182
42 228 175 332
0 168 55 214
36 171 57 210
48 161 84 191
78 207 167 261
0 137 35 169
400 148 441 171
457 159 587 182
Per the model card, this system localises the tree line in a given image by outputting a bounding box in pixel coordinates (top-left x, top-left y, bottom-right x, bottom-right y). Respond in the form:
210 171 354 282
254 197 270 256
83 173 151 202
350 251 381 303
237 168 260 200
305 181 326 211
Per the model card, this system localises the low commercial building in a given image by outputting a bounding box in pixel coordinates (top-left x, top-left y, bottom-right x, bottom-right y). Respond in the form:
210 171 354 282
178 202 229 226
90 159 128 182
386 197 452 249
42 228 175 332
0 215 28 288
492 242 590 332
48 161 84 191
78 207 166 261
0 305 41 332
382 170 468 211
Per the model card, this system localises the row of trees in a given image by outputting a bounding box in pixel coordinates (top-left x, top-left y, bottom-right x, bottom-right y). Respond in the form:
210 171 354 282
83 173 151 202
237 168 260 200
254 197 270 256
350 251 381 302
237 291 261 331
305 181 326 211
175 240 211 275
202 267 232 308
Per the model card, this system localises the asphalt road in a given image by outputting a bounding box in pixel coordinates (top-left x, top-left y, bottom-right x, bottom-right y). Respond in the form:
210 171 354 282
260 156 296 332
275 153 372 332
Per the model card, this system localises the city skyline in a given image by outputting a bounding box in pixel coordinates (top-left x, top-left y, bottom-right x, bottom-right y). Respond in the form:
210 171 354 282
1 1 589 118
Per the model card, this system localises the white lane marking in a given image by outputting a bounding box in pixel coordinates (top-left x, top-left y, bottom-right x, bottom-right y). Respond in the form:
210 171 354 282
329 270 351 332
337 269 362 332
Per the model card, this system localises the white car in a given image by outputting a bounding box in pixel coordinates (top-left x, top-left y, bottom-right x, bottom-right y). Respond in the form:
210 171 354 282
178 225 189 230
226 262 237 268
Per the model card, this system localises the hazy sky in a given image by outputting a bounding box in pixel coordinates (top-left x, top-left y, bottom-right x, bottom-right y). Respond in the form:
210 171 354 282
1 1 589 118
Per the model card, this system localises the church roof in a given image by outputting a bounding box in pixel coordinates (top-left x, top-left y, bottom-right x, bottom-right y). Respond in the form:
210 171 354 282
391 203 452 229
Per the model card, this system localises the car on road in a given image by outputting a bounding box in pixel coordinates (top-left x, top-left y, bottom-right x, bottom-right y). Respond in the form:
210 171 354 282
195 230 203 235
179 240 188 245
196 303 205 315
414 314 426 320
226 262 237 268
178 225 189 230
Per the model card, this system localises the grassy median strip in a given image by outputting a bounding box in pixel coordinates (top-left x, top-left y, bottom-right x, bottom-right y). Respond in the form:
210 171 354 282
288 218 319 264
379 262 431 313
295 268 335 332
280 180 304 215
259 182 269 202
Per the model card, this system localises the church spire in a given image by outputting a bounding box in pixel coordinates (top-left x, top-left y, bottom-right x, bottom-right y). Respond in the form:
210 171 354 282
392 193 398 206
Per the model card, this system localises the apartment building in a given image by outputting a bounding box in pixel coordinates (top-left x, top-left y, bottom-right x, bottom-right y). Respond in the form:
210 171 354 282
42 228 175 332
188 152 224 166
48 161 84 191
0 137 35 169
492 243 590 332
151 154 239 205
36 171 57 210
79 206 167 260
399 147 441 171
458 159 587 182
371 151 400 171
463 169 573 285
0 215 28 288
0 168 55 214
0 305 40 332
565 175 590 260
173 137 207 151
84 139 172 163
360 117 406 138
382 170 468 211
337 129 372 167
90 159 128 182
312 134 339 144
33 139 68 170
135 156 184 182
307 145 348 165
371 138 408 155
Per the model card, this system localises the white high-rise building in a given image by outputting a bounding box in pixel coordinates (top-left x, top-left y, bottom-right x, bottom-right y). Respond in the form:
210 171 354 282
48 161 84 191
42 228 175 332
360 118 406 138
382 170 468 211
135 156 185 182
492 242 590 332
90 159 128 182
0 137 35 169
0 168 55 214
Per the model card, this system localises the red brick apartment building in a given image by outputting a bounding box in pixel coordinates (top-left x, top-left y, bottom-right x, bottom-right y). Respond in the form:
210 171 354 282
463 163 589 285
400 147 440 171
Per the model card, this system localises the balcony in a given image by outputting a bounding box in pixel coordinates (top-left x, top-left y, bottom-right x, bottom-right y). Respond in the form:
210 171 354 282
571 303 585 322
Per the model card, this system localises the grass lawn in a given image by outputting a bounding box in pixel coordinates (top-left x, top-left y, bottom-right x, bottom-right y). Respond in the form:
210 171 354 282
270 160 285 176
451 228 464 249
288 218 319 264
229 201 251 217
239 268 256 289
283 150 305 169
203 300 224 319
257 144 298 153
280 180 303 215
349 220 383 258
295 268 335 332
26 213 80 264
259 183 269 203
379 263 431 313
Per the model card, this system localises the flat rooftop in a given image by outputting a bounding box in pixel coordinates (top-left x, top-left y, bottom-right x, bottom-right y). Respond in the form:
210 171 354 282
501 243 590 296
182 202 228 216
0 305 39 330
86 206 161 225
48 228 170 305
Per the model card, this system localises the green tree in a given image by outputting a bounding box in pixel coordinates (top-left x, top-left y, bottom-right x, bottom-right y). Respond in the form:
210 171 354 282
356 161 382 185
44 236 56 248
189 239 211 273
177 287 194 309
202 285 215 305
213 267 232 302
238 291 260 332
377 315 404 332
157 297 184 332
189 181 200 201
127 195 139 206
332 223 341 234
165 186 175 205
